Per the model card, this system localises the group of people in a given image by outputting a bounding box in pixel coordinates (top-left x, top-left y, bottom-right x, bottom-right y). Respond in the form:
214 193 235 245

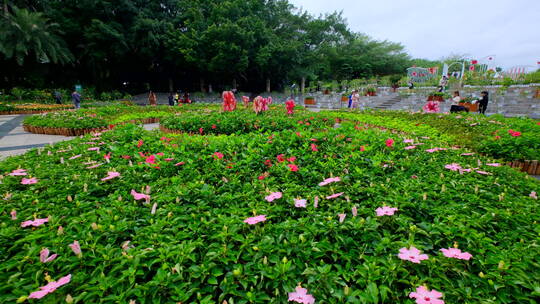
347 90 360 108
450 90 489 114
53 91 81 109
162 92 191 106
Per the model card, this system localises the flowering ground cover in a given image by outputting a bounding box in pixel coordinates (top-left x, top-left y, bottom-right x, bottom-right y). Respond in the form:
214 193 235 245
1 108 539 303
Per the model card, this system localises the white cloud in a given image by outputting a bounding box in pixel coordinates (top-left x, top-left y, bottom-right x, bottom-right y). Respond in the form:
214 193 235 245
289 0 540 69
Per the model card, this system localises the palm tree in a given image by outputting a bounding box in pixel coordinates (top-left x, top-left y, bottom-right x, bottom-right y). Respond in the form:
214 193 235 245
0 5 73 65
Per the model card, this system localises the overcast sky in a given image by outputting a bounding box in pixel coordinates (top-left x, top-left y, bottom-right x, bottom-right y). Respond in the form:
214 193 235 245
289 0 540 70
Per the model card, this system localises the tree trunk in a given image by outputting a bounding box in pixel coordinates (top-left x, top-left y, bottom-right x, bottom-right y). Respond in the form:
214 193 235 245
199 78 205 93
168 78 173 93
232 78 237 91
301 77 306 94
266 78 271 93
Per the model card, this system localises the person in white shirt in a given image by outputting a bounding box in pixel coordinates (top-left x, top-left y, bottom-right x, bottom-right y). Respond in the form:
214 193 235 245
450 91 468 113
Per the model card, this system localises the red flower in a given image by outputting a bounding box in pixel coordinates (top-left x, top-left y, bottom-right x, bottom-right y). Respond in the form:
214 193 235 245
145 155 156 164
287 156 296 163
360 146 366 152
276 154 286 162
121 155 131 159
295 132 301 137
385 139 394 147
258 175 266 180
212 124 217 129
508 129 522 137
311 144 318 152
156 152 164 156
305 122 311 126
137 140 143 148
199 128 204 135
537 122 540 126
213 152 224 160
104 152 111 160
471 60 478 65
495 136 501 140
175 161 185 166
288 164 298 172
264 159 272 167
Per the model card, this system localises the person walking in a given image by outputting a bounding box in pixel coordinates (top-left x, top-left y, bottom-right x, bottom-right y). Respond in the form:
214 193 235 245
438 76 448 92
168 92 174 106
54 91 62 104
478 91 489 114
71 90 81 109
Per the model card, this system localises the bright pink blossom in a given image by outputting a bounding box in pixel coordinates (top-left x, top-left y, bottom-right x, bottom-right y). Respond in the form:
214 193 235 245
287 156 297 163
444 163 461 171
318 177 341 186
508 129 521 137
409 286 444 304
375 206 398 216
423 101 440 113
10 209 17 220
398 247 429 263
244 215 267 225
288 164 299 172
440 248 473 260
69 154 82 160
145 155 157 164
385 138 394 147
137 140 144 148
21 217 48 227
310 144 318 152
69 240 82 257
28 274 71 299
101 171 120 181
338 213 346 223
175 161 185 166
326 192 344 199
288 286 315 304
40 248 58 263
360 146 366 152
265 192 282 202
131 189 150 202
104 152 111 161
213 152 224 160
9 168 27 176
294 199 307 208
21 177 38 185
277 154 286 162
405 145 416 150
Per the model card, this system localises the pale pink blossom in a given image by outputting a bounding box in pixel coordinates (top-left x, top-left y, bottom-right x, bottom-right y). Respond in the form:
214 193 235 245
265 192 283 202
69 240 82 257
404 145 416 150
101 171 120 181
21 218 48 227
352 206 357 217
40 248 58 263
530 191 537 199
121 240 133 251
294 199 307 208
318 177 341 186
398 247 429 263
326 192 344 199
375 206 398 216
21 177 38 185
244 215 267 225
313 196 318 208
131 189 150 202
403 139 414 143
288 286 315 304
88 147 100 151
151 203 157 214
486 163 501 167
409 286 444 304
10 209 17 220
338 213 346 223
476 170 491 175
28 274 71 299
69 154 82 160
460 152 475 156
440 248 473 260
86 163 103 169
57 226 64 235
444 163 461 171
9 168 27 176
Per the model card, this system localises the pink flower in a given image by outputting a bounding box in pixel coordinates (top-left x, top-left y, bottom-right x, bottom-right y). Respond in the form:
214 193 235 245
69 154 82 160
460 153 474 156
403 139 414 143
529 191 537 199
409 286 444 304
310 144 318 152
326 192 344 199
288 164 299 172
21 177 38 185
69 240 82 257
101 171 120 181
352 206 357 217
21 218 49 227
385 138 394 147
164 158 174 162
10 209 17 220
131 189 150 202
156 152 164 156
265 192 282 202
423 101 440 113
375 206 398 216
444 163 461 171
288 286 315 304
175 161 185 166
360 146 366 152
487 163 501 167
294 199 307 208
508 129 521 137
28 274 71 299
277 154 286 162
398 247 429 263
40 248 58 263
338 213 346 223
440 248 473 260
145 155 157 164
151 203 157 214
313 196 318 208
213 152 224 160
88 147 100 151
86 163 103 169
318 177 341 186
258 175 266 180
405 145 416 150
104 152 111 161
9 168 27 176
244 215 267 225
287 156 297 163
137 140 144 148
476 170 491 175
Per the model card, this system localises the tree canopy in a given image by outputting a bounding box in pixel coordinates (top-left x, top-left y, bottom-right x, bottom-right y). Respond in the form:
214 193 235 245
1 0 423 93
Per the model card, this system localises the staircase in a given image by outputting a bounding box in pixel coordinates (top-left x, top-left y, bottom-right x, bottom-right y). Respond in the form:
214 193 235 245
372 95 402 110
